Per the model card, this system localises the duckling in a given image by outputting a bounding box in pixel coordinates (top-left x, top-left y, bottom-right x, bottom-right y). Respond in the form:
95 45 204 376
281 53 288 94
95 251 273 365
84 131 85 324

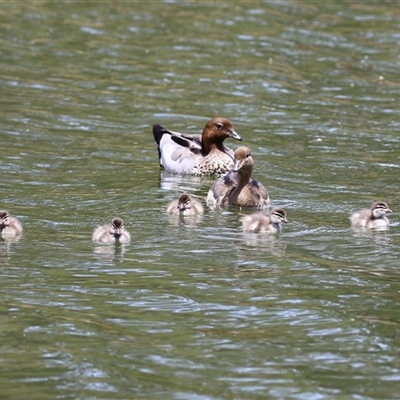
92 217 130 243
350 201 393 229
167 193 204 216
206 146 270 209
153 117 242 175
0 210 23 239
242 208 288 233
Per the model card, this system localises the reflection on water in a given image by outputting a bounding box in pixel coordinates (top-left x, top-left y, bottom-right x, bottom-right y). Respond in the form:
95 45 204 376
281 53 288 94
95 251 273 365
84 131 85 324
0 235 22 265
351 225 390 234
0 240 12 265
350 227 393 250
240 232 287 257
158 170 213 194
92 243 128 262
167 213 204 228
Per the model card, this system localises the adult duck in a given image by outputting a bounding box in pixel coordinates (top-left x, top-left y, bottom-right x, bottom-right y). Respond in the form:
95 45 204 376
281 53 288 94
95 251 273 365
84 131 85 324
153 117 241 175
206 146 270 209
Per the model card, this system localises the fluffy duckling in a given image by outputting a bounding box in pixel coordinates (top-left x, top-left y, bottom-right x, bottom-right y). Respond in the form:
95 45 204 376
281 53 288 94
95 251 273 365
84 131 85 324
206 146 270 209
350 201 393 229
153 117 242 175
167 193 204 216
92 217 131 243
0 210 23 239
242 208 288 234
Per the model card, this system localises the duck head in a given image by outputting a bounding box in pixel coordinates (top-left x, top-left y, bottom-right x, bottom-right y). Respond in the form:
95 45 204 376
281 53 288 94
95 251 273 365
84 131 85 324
177 193 191 212
371 201 392 219
0 210 10 228
110 217 125 237
270 208 288 224
202 117 241 153
232 146 253 175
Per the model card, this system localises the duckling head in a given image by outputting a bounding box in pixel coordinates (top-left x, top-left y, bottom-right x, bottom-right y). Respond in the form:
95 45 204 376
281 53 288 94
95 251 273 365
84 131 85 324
0 210 10 227
111 217 125 236
177 193 191 212
270 208 288 224
371 201 392 219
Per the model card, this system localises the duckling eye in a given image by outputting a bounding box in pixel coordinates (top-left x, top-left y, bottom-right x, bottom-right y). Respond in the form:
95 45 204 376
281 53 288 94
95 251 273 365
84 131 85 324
216 122 223 130
246 153 251 158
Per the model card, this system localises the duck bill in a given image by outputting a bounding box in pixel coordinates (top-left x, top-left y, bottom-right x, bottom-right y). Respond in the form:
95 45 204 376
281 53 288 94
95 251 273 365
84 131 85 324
113 228 123 236
386 208 393 214
229 129 241 141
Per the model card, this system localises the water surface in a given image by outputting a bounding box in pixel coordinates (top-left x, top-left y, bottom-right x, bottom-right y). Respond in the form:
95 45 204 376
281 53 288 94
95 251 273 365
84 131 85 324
1 1 400 399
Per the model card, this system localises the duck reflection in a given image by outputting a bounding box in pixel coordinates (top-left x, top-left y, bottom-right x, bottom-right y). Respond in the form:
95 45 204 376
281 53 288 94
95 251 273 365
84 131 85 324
0 234 23 264
93 242 127 261
158 170 213 192
240 231 287 257
0 240 12 264
351 225 393 247
167 213 204 228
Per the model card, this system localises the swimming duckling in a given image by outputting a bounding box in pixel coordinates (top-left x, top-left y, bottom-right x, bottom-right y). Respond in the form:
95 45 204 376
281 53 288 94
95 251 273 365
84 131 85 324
206 146 270 208
167 193 204 216
242 208 288 233
350 201 392 229
0 210 23 239
92 217 130 243
153 117 242 175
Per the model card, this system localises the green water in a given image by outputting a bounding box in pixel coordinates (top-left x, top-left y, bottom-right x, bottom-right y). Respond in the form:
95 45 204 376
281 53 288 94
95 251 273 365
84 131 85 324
1 1 400 399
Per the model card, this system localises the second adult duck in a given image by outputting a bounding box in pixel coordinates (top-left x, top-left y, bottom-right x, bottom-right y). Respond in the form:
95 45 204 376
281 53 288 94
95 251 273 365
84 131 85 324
207 146 270 209
152 117 242 175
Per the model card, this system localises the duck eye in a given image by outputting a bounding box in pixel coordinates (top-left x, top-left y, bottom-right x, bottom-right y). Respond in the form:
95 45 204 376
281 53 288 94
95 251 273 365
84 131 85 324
216 122 223 130
246 153 251 158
